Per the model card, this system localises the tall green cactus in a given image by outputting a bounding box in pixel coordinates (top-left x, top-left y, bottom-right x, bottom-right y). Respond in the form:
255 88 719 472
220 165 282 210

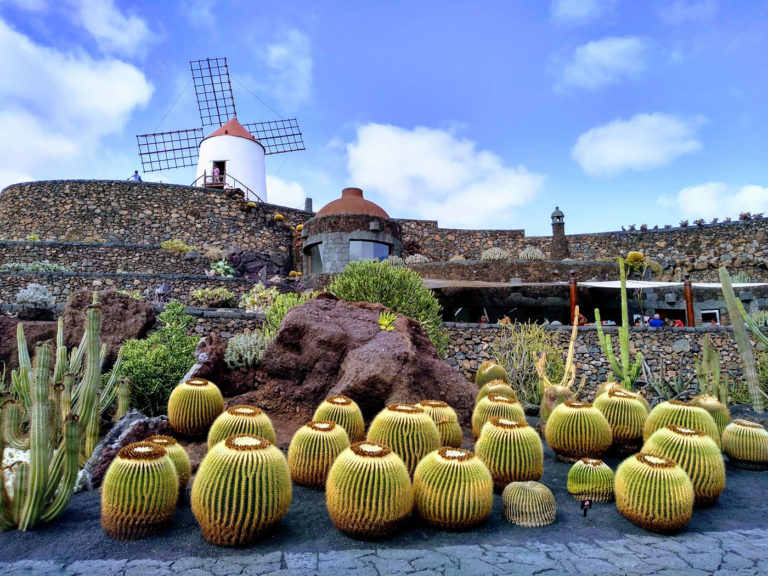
694 336 728 404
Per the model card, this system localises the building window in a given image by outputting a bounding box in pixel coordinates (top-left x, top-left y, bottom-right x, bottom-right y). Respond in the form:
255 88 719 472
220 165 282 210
349 240 390 262
307 243 323 274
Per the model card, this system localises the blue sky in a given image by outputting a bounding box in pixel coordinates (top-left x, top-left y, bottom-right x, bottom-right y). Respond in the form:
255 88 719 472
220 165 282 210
1 0 766 235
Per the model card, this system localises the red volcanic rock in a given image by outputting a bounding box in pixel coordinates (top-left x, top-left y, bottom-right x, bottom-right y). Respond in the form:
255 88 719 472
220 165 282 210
0 316 59 373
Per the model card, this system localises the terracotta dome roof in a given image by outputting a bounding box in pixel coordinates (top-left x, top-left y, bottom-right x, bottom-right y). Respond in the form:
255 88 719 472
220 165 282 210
203 117 257 142
316 188 389 218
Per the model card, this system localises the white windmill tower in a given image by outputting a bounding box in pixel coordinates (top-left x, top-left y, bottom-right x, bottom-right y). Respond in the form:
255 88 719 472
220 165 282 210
136 58 305 204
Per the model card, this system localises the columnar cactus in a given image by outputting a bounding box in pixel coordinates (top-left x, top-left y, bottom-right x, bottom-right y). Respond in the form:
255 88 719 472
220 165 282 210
472 394 526 439
721 419 768 470
593 388 648 454
287 421 351 489
642 425 726 507
145 435 192 491
207 405 276 449
418 400 463 448
567 458 615 502
475 417 543 490
367 404 441 476
101 442 179 540
475 380 518 405
313 395 366 442
191 434 292 546
643 400 720 448
167 378 224 438
615 453 694 533
501 481 556 527
413 447 493 529
544 401 613 462
691 394 731 437
326 441 414 539
475 360 509 388
539 385 575 424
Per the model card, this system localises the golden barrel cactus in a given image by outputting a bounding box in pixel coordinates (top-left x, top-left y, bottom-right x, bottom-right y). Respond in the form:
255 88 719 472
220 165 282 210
418 400 463 448
593 389 648 454
313 395 366 443
367 404 441 476
191 434 292 547
475 417 543 490
413 447 493 529
566 458 615 502
691 394 731 437
721 419 768 470
544 401 613 462
145 435 192 491
207 405 276 449
596 381 650 411
501 481 556 527
287 421 351 489
475 380 517 406
472 394 526 439
101 442 179 540
643 400 720 448
326 441 414 539
167 378 224 438
475 360 509 388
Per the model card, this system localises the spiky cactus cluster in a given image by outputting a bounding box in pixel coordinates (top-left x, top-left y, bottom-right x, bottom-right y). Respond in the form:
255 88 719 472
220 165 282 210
643 400 720 448
167 378 225 438
544 401 613 462
287 421 351 489
721 419 768 470
313 395 366 442
475 417 543 490
207 405 276 449
691 395 731 437
472 394 526 439
101 442 179 540
567 458 615 502
367 404 441 476
501 481 556 527
475 360 509 388
593 388 648 454
326 441 414 539
191 434 292 547
642 425 725 507
476 380 518 405
418 400 463 448
145 435 192 491
539 385 575 423
413 448 493 529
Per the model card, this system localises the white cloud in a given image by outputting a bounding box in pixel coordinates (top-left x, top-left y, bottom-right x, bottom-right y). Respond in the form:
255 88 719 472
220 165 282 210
347 123 545 228
561 37 650 90
550 0 615 24
180 0 218 29
256 29 313 113
670 182 768 220
572 113 704 176
659 0 717 24
68 0 155 57
266 175 306 209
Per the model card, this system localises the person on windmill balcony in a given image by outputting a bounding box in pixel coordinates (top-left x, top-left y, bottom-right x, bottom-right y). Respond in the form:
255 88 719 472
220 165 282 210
213 166 221 184
127 170 142 182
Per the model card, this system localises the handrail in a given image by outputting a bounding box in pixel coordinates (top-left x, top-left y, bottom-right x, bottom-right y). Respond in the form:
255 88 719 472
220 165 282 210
191 170 264 203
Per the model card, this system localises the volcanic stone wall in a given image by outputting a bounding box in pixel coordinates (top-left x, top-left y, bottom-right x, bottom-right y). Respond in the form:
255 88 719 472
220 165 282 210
409 259 617 283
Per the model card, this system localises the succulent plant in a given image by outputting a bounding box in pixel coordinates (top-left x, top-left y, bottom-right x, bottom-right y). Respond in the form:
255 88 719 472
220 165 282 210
326 441 414 539
596 381 651 411
518 246 545 261
472 394 526 439
207 405 276 449
593 388 648 455
475 360 509 388
417 400 463 448
101 442 179 540
544 401 613 462
167 378 225 438
191 434 292 547
643 400 720 448
287 421 351 489
475 417 543 490
501 481 556 527
475 379 518 405
539 385 575 424
567 458 615 502
691 394 731 437
642 425 726 507
721 419 768 470
480 247 510 261
413 447 493 529
615 453 694 533
367 404 441 476
145 435 192 491
313 395 366 443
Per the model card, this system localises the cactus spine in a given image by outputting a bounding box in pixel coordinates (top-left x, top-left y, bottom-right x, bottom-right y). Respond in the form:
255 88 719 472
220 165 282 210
544 401 613 462
475 360 509 388
418 400 463 448
287 421 350 489
207 405 276 449
501 481 556 527
145 435 191 491
721 419 768 470
167 378 224 438
472 394 526 439
475 417 543 490
691 394 730 437
367 404 441 476
593 388 648 454
567 458 615 502
312 395 366 442
643 400 721 448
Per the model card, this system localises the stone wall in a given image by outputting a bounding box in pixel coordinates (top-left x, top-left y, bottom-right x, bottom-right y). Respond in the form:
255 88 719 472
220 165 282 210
409 259 617 283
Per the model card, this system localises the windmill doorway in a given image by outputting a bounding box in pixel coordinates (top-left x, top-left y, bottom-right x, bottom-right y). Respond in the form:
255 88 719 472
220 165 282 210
210 161 226 188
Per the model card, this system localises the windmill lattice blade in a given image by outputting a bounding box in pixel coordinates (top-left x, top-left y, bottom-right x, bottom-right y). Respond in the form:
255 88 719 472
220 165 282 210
190 57 237 127
136 129 202 173
242 118 306 155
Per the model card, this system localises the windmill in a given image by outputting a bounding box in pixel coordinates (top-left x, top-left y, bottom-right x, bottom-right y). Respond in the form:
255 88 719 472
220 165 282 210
136 57 305 204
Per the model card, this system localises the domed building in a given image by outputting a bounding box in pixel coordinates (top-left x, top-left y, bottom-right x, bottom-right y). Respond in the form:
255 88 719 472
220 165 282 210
302 187 402 274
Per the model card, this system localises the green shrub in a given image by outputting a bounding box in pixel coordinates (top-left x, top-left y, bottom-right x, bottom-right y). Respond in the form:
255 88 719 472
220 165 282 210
160 239 197 254
263 291 317 339
211 259 235 277
239 283 280 313
328 260 450 356
1 261 72 272
193 286 235 307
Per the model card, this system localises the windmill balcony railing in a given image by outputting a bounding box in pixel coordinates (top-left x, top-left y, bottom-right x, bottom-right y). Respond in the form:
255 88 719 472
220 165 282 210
192 171 263 204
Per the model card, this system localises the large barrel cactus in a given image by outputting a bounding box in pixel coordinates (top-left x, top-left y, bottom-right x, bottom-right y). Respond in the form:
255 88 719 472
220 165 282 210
145 435 192 491
191 434 292 547
475 360 509 388
287 421 351 489
101 442 179 540
544 401 613 462
501 481 556 527
167 378 224 438
691 394 731 437
596 381 651 411
418 400 463 448
472 394 526 439
721 419 768 470
475 380 517 406
615 453 694 533
367 404 441 476
326 441 414 539
642 425 725 507
475 417 543 490
593 388 648 454
313 395 366 443
207 405 276 449
413 447 493 529
643 400 720 448
566 458 615 502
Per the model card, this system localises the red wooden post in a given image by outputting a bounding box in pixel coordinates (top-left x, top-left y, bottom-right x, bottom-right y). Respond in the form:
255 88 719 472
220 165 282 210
569 270 578 324
684 272 695 327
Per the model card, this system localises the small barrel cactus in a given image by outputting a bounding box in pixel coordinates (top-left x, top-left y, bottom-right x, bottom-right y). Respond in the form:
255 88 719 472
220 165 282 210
313 395 366 443
191 434 292 547
367 404 441 476
475 417 543 490
502 481 556 527
593 389 648 455
721 419 768 470
615 453 694 533
472 394 526 439
326 441 414 539
145 435 192 492
475 360 509 388
642 425 726 507
475 379 518 405
643 400 720 448
596 380 651 411
167 378 225 438
418 400 463 448
413 447 493 529
207 405 276 449
691 394 731 437
544 401 613 462
287 421 351 489
101 442 179 540
567 458 615 502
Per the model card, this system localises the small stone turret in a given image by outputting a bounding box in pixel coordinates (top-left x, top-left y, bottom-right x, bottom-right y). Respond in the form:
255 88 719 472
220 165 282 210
550 206 570 260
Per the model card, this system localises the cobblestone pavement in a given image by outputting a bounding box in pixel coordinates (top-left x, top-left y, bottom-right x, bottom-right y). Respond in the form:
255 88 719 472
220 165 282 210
1 527 766 576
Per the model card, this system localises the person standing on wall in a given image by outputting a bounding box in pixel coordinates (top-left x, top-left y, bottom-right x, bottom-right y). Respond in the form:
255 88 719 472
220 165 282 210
127 170 142 182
